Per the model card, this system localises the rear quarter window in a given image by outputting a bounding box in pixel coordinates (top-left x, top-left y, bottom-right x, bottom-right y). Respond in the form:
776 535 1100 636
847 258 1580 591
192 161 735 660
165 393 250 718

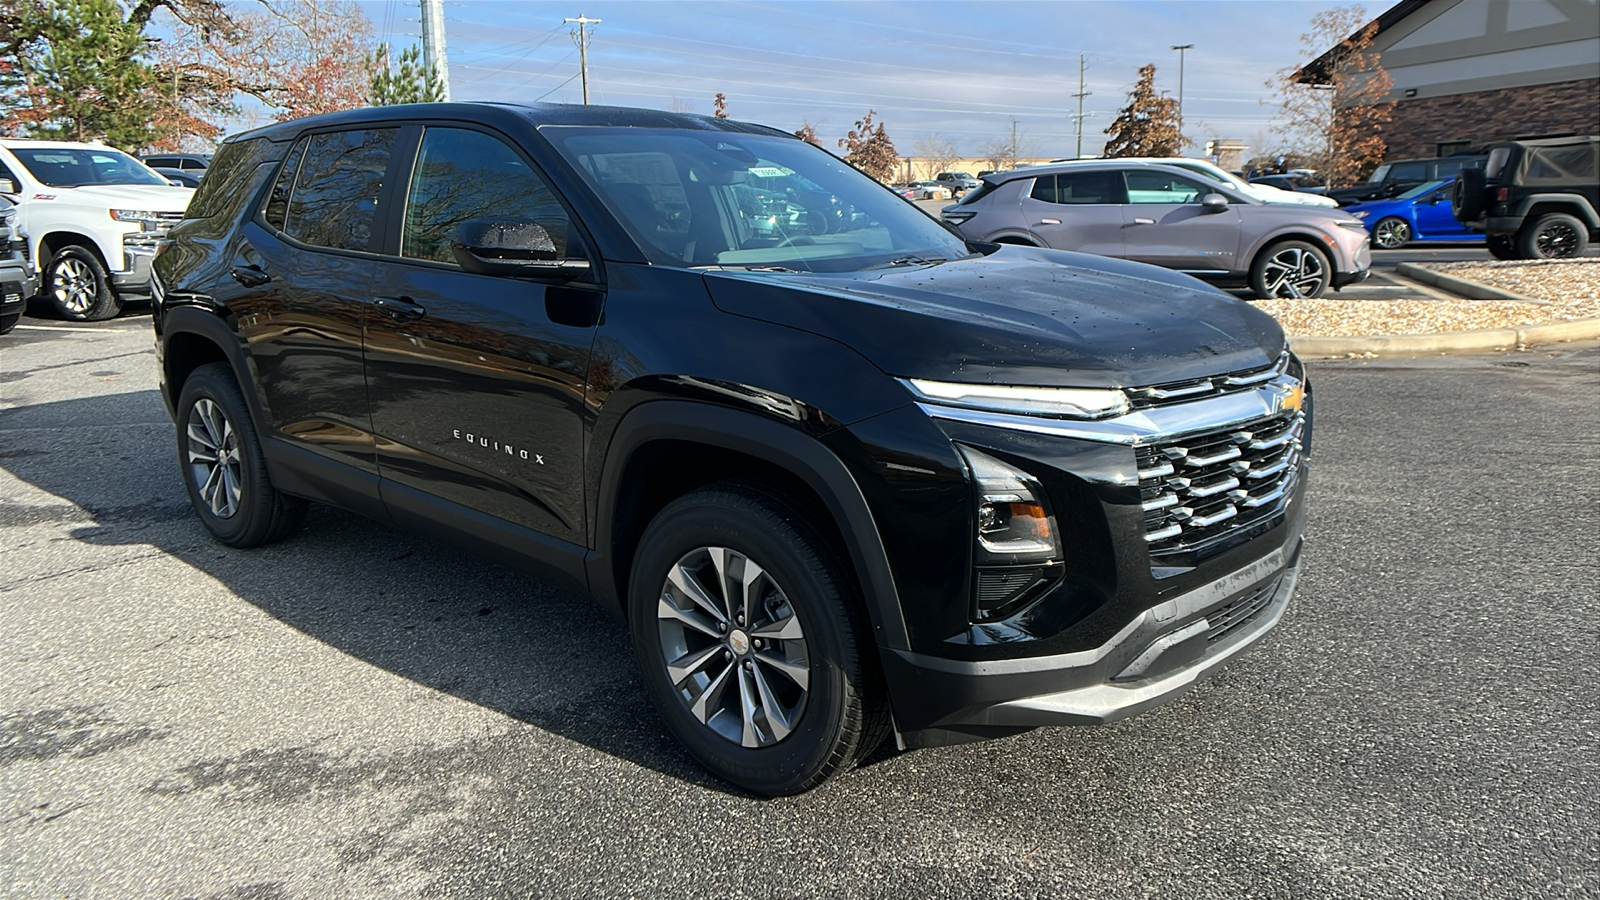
184 138 276 220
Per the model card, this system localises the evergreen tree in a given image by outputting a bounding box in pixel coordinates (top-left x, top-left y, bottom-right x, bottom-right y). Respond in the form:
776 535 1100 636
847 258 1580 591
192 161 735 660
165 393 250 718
1102 64 1182 158
1 0 160 147
368 43 444 106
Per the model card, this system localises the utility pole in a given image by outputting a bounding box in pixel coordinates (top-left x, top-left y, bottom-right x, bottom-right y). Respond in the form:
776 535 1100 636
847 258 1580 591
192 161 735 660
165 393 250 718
564 14 602 104
420 0 452 101
1171 44 1193 150
1070 53 1093 159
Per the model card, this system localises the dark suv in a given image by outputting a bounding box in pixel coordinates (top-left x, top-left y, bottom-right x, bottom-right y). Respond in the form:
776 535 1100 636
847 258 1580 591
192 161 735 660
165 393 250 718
153 103 1311 795
1 196 39 334
1326 155 1483 206
1453 135 1599 259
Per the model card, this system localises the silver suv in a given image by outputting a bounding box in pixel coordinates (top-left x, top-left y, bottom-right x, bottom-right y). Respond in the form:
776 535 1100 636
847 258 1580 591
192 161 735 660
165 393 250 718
944 162 1371 299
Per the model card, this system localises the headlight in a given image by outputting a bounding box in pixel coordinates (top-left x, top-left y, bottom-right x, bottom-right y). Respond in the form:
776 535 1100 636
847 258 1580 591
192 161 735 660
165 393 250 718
958 446 1063 621
1336 219 1368 229
111 209 162 224
1350 210 1369 219
905 379 1128 420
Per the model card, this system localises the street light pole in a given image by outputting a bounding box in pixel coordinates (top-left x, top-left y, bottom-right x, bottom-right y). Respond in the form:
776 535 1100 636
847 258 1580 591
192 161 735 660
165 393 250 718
1171 43 1193 151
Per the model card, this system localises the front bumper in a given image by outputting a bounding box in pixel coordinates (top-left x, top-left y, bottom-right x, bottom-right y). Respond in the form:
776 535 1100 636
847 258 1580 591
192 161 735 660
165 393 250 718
1 264 37 312
110 242 159 301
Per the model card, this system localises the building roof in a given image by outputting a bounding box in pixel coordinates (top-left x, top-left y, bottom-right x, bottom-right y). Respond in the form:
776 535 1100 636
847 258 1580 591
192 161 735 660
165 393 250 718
1295 0 1425 84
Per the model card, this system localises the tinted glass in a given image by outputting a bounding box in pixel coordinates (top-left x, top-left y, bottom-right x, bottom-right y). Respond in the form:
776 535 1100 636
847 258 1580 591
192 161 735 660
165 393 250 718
547 127 971 272
1031 172 1118 204
1124 170 1207 204
283 129 396 252
401 127 573 263
185 139 273 220
1388 161 1428 183
1028 175 1055 202
262 139 307 232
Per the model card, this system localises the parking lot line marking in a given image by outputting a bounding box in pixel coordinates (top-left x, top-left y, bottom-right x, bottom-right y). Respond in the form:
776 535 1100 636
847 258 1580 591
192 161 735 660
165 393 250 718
14 324 130 333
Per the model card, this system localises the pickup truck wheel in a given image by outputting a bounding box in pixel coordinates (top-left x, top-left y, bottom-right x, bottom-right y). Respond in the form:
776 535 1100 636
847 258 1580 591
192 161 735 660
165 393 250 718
1518 213 1588 259
1371 216 1410 249
176 363 306 547
629 482 885 796
1250 240 1331 299
1486 234 1518 260
44 246 121 321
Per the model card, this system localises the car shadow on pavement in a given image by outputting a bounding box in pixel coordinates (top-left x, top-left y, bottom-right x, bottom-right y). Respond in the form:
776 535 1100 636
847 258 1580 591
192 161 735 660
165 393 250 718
1 389 741 796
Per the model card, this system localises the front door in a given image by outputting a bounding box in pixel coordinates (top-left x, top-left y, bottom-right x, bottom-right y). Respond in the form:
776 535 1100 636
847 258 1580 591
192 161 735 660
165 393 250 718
362 125 601 545
1413 185 1468 239
1019 171 1126 257
1119 170 1242 273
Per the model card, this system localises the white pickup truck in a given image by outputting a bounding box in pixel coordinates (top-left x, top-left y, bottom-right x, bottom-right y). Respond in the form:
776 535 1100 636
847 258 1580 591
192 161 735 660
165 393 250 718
0 139 194 321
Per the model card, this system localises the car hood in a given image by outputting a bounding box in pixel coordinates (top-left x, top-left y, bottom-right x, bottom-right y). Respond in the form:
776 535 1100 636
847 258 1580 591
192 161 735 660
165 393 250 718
1242 183 1338 208
703 246 1287 388
53 183 194 211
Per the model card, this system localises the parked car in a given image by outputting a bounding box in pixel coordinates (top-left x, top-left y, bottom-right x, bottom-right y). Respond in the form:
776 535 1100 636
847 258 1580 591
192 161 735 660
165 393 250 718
0 140 194 320
1345 179 1482 249
945 161 1370 298
1326 155 1484 206
154 103 1311 795
153 166 204 188
1249 173 1327 195
0 195 41 334
1052 157 1339 208
899 181 952 200
934 171 980 195
1453 134 1599 259
139 153 211 173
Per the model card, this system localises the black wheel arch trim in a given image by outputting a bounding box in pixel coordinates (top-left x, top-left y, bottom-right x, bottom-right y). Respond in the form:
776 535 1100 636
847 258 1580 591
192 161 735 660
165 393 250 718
587 399 912 652
1513 195 1600 230
157 304 264 425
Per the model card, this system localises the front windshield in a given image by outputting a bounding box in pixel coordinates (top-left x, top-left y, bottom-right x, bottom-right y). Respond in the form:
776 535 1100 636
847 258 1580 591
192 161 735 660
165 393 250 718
1171 160 1247 189
9 147 170 188
1398 179 1448 200
544 127 972 272
1366 163 1391 185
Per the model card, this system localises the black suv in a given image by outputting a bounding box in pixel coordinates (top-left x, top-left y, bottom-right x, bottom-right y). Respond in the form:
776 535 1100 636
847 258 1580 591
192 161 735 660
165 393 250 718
1326 155 1482 206
1453 135 1599 259
0 196 39 334
153 103 1311 795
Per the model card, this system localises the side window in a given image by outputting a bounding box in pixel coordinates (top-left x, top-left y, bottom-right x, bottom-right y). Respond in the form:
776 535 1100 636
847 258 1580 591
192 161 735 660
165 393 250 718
401 127 574 264
1054 171 1119 203
283 128 397 252
262 139 307 232
1125 171 1207 204
1388 161 1428 184
185 138 271 220
1028 176 1056 203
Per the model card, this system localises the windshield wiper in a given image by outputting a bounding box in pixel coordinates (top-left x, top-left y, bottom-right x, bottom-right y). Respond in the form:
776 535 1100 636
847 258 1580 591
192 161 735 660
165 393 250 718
864 255 948 270
692 264 802 273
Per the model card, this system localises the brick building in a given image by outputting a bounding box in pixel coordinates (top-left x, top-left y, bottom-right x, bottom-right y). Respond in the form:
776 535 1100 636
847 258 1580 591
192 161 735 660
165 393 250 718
1301 0 1600 160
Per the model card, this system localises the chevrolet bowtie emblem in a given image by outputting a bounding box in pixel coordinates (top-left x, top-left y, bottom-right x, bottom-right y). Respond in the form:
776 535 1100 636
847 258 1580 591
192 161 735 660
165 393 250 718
1279 382 1305 413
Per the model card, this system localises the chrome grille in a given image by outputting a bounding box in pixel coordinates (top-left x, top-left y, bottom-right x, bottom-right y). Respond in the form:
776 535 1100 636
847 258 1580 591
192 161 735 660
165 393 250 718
1138 411 1304 554
1127 354 1287 410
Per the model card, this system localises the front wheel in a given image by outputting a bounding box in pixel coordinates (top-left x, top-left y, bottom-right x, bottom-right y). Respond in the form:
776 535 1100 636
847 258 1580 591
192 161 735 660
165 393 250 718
1518 213 1589 259
44 246 121 321
629 482 886 795
175 363 307 547
1371 216 1411 249
1250 240 1332 299
1486 234 1518 260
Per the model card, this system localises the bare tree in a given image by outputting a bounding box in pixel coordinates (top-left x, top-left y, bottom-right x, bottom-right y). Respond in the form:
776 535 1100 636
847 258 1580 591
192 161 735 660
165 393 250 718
1102 64 1182 157
837 109 898 182
912 132 959 180
1272 5 1394 187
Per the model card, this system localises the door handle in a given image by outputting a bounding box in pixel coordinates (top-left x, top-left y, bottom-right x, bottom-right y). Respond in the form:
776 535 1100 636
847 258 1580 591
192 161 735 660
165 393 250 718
373 296 427 323
230 264 271 288
1132 217 1156 225
1037 218 1061 225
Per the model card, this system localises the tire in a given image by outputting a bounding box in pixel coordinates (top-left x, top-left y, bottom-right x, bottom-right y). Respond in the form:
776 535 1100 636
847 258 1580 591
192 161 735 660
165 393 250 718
1372 216 1411 250
1486 234 1518 260
628 481 887 796
1517 213 1589 259
175 362 307 548
1249 240 1332 299
44 245 121 321
1454 168 1485 222
0 310 19 335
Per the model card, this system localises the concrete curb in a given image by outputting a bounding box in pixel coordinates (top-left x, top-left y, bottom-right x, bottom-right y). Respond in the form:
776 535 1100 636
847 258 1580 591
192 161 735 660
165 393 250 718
1291 317 1600 357
1394 262 1545 304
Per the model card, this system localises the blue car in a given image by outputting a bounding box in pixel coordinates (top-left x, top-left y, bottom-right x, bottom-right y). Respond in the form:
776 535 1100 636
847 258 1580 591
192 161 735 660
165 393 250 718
1346 179 1483 249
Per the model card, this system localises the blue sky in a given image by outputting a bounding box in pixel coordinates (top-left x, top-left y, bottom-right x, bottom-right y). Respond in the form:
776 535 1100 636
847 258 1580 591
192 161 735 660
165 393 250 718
363 0 1372 159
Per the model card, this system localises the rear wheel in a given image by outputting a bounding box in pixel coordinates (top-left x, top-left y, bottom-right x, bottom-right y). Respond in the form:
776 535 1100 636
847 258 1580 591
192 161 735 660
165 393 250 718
1486 234 1518 260
628 482 886 795
175 363 307 547
1372 216 1411 249
1250 240 1332 299
44 245 121 321
1517 213 1589 259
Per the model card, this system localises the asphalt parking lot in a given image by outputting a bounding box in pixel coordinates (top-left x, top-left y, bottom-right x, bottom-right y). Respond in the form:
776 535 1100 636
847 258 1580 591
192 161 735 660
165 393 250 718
2 318 1597 899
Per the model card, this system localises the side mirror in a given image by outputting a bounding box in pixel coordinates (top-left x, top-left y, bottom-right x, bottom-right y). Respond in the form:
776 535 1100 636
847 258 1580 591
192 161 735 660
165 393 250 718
168 179 185 187
1200 192 1229 213
450 217 590 279
0 178 16 194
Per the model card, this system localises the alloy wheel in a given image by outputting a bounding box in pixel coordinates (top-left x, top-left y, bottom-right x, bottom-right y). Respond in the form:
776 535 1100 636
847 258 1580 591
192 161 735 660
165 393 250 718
1535 221 1579 257
186 398 243 519
1261 247 1327 298
1373 217 1410 250
656 545 810 748
51 257 98 315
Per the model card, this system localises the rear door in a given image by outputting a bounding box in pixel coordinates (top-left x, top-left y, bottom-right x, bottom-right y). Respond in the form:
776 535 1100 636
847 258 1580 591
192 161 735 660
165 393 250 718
1413 184 1469 238
361 124 601 546
1019 170 1126 257
1119 169 1242 272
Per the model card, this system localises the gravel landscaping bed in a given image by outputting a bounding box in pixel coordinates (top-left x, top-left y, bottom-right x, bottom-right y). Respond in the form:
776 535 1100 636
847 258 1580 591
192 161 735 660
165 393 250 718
1256 259 1600 338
